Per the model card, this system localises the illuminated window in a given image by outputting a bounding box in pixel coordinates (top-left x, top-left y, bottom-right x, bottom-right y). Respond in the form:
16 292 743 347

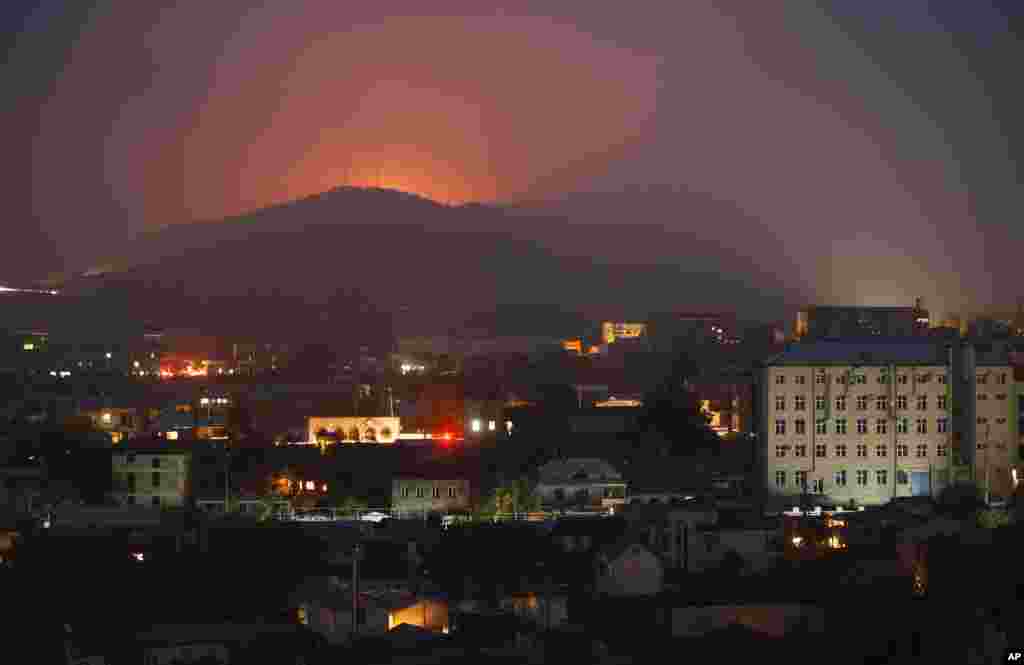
166 431 179 441
22 343 34 351
471 419 482 433
102 413 113 424
488 420 496 431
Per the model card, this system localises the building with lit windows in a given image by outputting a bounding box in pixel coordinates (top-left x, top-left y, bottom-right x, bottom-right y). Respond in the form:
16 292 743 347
600 322 647 345
79 407 143 444
111 443 191 508
795 305 921 340
759 339 1019 506
392 475 471 517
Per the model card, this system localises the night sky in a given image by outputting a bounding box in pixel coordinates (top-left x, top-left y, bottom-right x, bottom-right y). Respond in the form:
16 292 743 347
4 1 1023 319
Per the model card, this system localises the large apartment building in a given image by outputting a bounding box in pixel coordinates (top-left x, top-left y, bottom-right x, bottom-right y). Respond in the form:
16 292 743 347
759 339 1020 506
111 444 192 508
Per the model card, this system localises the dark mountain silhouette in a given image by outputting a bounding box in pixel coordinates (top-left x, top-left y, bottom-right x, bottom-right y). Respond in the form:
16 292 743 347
47 186 801 340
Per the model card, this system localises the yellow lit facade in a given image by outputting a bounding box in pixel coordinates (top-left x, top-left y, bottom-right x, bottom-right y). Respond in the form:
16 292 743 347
601 322 646 345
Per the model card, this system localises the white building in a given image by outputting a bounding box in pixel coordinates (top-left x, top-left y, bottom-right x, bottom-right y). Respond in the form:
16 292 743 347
759 340 1019 506
535 458 627 511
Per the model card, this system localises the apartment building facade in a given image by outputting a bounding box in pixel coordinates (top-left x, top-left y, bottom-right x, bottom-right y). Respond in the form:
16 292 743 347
759 340 1019 506
111 445 191 508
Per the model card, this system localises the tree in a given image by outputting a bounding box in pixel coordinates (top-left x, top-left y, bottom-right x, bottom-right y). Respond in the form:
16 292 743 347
639 352 718 454
937 482 985 518
482 477 540 516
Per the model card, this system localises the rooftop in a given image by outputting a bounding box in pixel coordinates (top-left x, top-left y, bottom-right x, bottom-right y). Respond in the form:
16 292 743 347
538 458 623 484
767 338 1013 366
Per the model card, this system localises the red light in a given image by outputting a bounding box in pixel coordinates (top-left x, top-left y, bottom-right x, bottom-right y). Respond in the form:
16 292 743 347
443 433 452 441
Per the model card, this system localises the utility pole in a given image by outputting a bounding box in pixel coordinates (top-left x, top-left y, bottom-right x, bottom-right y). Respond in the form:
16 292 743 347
352 543 362 639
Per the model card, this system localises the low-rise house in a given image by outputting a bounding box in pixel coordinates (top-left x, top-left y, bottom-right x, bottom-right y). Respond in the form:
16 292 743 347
111 440 191 508
290 576 448 644
536 458 627 512
392 475 470 518
594 540 664 597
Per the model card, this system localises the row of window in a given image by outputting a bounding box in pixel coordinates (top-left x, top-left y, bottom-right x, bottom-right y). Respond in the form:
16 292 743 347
774 441 1006 458
775 372 1008 386
775 469 904 489
123 495 163 506
120 455 166 467
123 472 170 490
774 414 1008 435
775 443 945 459
774 417 951 435
400 486 460 499
775 394 957 412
